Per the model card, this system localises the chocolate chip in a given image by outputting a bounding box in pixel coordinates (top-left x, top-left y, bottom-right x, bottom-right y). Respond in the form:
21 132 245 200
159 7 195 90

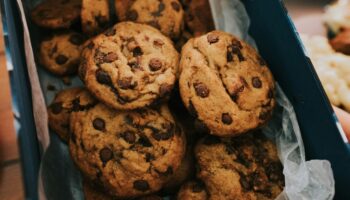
221 113 233 125
55 55 68 65
133 47 143 57
227 41 245 62
118 77 135 90
252 77 262 88
69 34 84 45
193 82 209 98
159 84 172 97
192 181 205 193
153 39 164 47
227 50 233 62
152 2 165 16
127 10 138 21
207 34 219 44
104 28 116 36
128 60 141 70
171 1 181 12
133 180 150 191
87 41 94 49
124 115 133 125
149 58 162 71
50 102 63 114
138 136 153 147
121 131 136 144
71 98 81 111
93 118 105 131
103 52 118 63
96 69 112 85
100 147 113 163
203 135 221 145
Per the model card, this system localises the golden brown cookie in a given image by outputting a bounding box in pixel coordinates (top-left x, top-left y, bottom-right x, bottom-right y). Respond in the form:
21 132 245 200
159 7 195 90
47 87 97 142
39 32 85 76
115 0 184 39
80 22 179 110
179 31 276 137
69 104 186 199
195 132 284 200
177 180 209 200
81 0 110 36
31 0 82 29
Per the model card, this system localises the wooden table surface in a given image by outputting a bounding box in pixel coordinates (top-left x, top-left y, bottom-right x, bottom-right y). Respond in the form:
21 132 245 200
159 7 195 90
0 1 331 199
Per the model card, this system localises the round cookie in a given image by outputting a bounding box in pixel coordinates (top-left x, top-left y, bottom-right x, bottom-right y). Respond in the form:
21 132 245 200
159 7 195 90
115 0 184 39
177 180 209 200
31 0 81 29
179 31 276 137
47 88 97 142
69 104 186 199
81 0 110 36
39 32 85 76
80 22 179 110
195 132 284 200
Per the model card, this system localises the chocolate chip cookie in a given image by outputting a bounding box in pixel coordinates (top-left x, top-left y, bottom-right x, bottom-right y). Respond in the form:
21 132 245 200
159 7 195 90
177 180 208 200
80 22 179 110
195 132 284 200
39 32 85 76
81 0 110 36
31 0 82 29
179 31 276 137
181 0 215 37
47 87 97 142
114 0 184 39
69 104 186 198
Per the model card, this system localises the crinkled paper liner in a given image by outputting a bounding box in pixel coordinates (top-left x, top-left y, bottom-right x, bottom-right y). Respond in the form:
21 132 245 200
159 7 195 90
16 0 334 199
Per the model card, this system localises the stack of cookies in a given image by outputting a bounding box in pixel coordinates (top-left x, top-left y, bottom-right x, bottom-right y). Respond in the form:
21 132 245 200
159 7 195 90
32 0 285 199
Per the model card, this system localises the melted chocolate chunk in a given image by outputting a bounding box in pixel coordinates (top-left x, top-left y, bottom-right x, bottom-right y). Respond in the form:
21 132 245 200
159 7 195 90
221 113 233 125
133 180 150 191
121 131 136 144
207 34 219 44
149 58 162 71
93 118 105 131
252 77 262 88
55 55 68 65
118 77 136 90
96 69 112 85
100 147 113 163
153 39 164 47
133 47 143 57
193 82 209 98
152 2 165 16
138 136 153 147
171 1 181 12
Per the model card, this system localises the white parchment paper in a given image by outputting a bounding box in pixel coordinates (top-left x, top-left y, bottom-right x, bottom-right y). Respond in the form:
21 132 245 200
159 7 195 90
15 0 335 199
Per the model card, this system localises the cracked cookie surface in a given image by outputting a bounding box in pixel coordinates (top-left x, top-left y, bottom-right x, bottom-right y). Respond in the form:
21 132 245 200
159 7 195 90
80 22 179 110
177 180 209 200
69 104 185 198
40 32 85 76
31 0 82 29
179 31 275 137
115 0 184 39
47 87 97 142
195 132 284 200
81 0 110 36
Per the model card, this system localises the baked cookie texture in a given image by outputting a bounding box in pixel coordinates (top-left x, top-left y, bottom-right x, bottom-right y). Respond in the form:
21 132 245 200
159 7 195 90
195 132 284 200
81 0 110 36
69 103 186 198
31 0 82 29
179 31 275 137
80 22 179 110
177 180 209 200
39 32 85 76
114 0 184 39
47 87 97 142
